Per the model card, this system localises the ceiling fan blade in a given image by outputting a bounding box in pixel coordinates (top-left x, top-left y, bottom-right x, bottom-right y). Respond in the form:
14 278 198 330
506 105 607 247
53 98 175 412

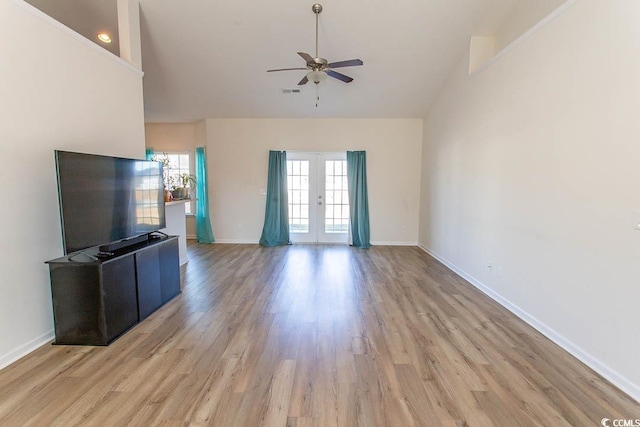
267 67 308 72
298 76 309 85
326 70 353 83
328 59 363 68
297 52 315 65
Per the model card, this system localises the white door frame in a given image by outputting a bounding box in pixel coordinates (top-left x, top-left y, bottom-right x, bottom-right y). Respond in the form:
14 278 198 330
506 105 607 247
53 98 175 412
287 151 348 244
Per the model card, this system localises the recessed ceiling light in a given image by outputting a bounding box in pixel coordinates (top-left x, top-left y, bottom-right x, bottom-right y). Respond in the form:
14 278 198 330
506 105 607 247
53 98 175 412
97 33 112 43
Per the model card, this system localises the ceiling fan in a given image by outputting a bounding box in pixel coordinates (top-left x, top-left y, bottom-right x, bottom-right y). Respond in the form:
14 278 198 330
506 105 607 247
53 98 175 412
267 3 363 86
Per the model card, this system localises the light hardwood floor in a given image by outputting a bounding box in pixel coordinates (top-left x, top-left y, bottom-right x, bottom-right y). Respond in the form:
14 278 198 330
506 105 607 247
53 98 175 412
0 244 638 426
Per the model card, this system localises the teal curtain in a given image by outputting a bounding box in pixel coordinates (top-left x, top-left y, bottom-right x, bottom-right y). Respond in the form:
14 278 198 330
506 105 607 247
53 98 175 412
259 151 290 246
145 148 154 160
347 151 371 248
195 147 215 243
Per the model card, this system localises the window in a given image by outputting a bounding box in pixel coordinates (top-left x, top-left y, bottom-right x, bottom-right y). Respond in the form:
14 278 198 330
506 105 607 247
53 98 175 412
324 160 349 233
153 152 194 215
287 160 310 232
165 152 191 188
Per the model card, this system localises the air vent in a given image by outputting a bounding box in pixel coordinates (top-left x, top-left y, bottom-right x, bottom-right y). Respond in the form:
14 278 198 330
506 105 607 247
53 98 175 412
282 89 302 94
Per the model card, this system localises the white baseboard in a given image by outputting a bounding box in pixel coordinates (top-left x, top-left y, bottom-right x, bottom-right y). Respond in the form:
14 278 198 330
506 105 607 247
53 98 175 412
209 240 418 246
371 241 418 246
417 244 640 404
0 330 54 371
212 239 259 244
186 238 257 244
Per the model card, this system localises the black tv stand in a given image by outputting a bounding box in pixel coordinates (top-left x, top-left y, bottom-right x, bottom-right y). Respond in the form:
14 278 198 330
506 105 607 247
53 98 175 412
46 235 180 345
99 233 149 253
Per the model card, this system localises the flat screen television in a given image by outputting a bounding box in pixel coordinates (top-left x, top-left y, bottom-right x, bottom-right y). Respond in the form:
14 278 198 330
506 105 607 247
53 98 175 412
55 150 166 254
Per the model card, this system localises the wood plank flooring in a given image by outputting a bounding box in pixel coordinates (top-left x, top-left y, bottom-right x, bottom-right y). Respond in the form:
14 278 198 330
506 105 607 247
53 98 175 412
0 243 638 426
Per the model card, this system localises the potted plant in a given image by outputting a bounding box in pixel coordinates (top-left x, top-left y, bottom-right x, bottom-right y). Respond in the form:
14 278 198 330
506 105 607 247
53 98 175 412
151 153 176 201
172 173 196 199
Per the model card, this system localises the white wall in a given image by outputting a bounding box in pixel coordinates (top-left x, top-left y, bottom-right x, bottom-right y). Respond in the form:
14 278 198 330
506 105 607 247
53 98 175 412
469 0 568 75
145 122 199 152
420 0 640 401
493 0 566 52
0 0 145 368
205 119 423 244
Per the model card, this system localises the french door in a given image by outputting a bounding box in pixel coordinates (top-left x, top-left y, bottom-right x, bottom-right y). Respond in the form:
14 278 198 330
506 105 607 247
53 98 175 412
287 152 349 244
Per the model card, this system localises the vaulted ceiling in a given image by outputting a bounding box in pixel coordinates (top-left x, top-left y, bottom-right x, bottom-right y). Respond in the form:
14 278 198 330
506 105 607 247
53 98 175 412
25 0 522 121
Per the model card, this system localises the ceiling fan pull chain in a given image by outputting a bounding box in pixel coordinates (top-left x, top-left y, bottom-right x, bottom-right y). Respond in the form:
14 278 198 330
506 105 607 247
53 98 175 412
316 83 320 108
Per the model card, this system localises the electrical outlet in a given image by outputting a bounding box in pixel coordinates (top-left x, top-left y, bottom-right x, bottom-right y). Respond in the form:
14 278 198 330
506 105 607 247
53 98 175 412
487 262 493 272
634 209 640 230
497 266 504 278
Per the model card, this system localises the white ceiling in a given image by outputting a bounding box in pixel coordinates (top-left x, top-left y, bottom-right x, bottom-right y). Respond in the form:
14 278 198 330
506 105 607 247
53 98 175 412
25 0 521 121
139 0 520 121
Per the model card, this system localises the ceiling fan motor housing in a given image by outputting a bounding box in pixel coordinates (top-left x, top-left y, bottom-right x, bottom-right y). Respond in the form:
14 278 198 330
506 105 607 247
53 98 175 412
311 57 328 71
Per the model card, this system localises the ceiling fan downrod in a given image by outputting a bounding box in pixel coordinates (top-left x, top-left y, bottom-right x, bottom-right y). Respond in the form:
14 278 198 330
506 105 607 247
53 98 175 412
312 3 322 58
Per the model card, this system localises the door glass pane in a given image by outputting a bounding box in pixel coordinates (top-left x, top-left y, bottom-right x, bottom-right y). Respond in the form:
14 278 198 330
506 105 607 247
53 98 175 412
287 160 310 233
324 160 349 233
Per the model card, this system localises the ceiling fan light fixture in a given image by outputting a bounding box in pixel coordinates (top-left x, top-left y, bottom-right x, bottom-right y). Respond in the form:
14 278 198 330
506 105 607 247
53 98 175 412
307 70 327 84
